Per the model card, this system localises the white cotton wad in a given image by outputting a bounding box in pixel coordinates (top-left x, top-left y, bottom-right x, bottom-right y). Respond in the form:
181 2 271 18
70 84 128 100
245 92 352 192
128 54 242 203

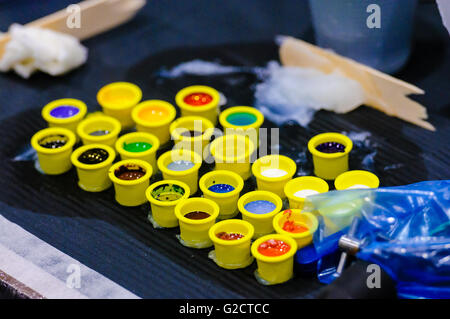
254 62 365 126
159 59 244 78
0 24 88 78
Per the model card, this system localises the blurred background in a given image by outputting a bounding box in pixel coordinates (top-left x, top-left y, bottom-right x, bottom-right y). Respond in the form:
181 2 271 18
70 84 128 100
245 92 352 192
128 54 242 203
0 0 447 69
0 0 448 118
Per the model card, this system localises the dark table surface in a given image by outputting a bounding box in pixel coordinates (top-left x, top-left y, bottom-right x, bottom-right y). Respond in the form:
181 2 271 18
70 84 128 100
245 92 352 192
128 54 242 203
0 0 449 298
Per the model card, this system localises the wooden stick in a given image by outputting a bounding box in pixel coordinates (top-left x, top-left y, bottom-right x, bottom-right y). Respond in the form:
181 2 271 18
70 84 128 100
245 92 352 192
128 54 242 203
0 0 146 58
279 36 435 131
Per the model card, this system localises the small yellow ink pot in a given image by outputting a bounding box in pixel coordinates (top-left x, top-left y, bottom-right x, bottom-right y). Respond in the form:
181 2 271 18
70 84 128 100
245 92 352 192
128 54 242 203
208 219 254 269
219 106 264 147
334 170 380 190
308 132 353 180
273 209 318 249
237 191 283 239
157 149 202 194
252 155 297 199
41 98 87 142
115 132 160 174
318 191 366 235
175 85 221 125
31 127 76 175
77 115 121 147
108 159 153 207
71 144 116 192
284 176 329 210
210 134 255 180
146 180 190 228
251 234 298 285
324 170 379 234
175 197 220 249
170 116 214 155
97 82 142 129
199 170 244 219
132 100 177 145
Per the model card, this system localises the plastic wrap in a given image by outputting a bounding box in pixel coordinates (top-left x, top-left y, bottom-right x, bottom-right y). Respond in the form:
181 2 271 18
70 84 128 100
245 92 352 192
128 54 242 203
302 180 450 298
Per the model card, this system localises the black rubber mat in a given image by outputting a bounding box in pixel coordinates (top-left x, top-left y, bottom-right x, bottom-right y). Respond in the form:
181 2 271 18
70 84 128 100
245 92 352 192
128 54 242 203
0 42 448 298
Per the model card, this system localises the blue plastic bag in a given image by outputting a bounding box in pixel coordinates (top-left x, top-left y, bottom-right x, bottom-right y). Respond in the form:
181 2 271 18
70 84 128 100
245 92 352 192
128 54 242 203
302 180 450 298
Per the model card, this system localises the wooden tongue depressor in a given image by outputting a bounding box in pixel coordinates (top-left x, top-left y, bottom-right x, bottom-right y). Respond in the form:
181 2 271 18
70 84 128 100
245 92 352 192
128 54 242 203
0 0 146 58
279 36 435 131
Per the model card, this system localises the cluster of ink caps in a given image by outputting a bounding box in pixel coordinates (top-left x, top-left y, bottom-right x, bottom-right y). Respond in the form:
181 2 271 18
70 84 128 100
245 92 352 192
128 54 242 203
31 82 380 285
